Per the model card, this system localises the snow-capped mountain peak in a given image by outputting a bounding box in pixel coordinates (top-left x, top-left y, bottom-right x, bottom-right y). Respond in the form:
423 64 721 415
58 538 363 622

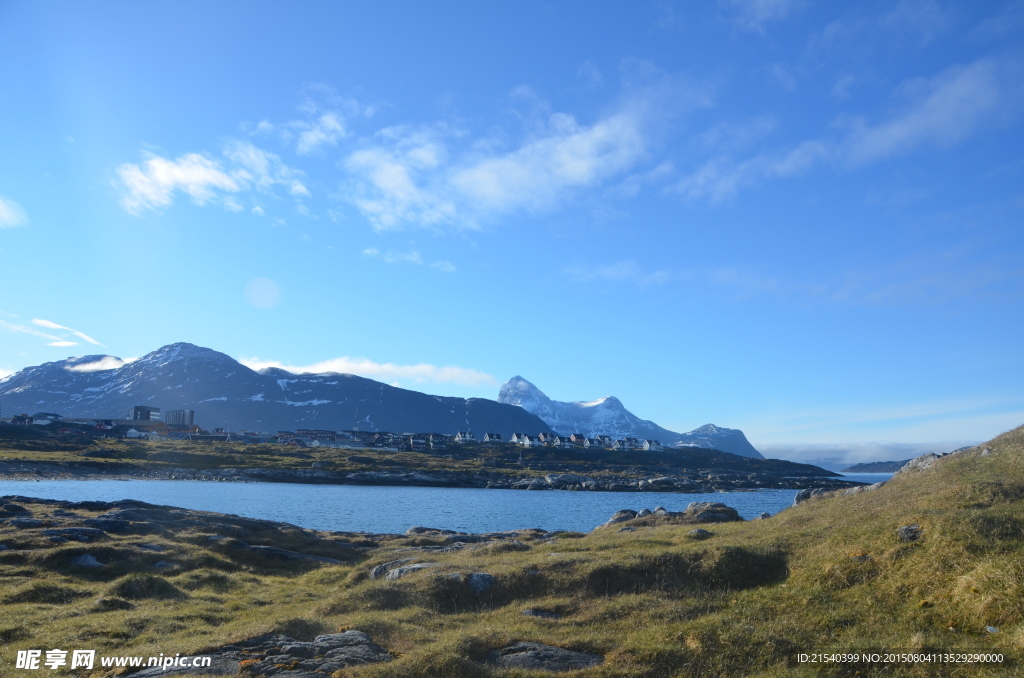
497 376 764 458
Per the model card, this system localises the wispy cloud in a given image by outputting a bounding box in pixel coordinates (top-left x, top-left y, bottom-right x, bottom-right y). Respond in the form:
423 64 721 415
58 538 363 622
362 247 455 272
0 366 14 380
250 86 374 156
720 0 801 32
0 317 103 348
0 318 63 343
115 70 707 229
882 0 953 45
566 259 671 286
809 1 952 55
239 355 496 387
340 67 706 231
117 142 308 215
32 319 102 346
342 107 649 231
840 58 1004 166
0 196 29 228
675 58 1015 201
572 241 1022 306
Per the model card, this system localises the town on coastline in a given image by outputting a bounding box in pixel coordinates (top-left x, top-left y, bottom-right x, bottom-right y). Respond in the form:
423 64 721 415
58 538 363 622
3 404 664 453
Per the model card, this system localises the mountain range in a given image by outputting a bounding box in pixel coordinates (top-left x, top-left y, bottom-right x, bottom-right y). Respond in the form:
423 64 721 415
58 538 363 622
0 343 551 438
497 376 763 458
0 343 762 458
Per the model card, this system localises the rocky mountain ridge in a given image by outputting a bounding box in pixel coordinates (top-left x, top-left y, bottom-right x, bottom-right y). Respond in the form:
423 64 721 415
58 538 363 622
497 376 764 458
0 343 551 438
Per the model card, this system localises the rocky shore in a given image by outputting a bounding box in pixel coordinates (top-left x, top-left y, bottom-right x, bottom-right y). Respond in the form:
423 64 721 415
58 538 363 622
0 458 861 494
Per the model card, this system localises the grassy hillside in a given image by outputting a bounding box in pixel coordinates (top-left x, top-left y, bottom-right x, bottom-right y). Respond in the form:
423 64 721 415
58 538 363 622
2 425 1023 676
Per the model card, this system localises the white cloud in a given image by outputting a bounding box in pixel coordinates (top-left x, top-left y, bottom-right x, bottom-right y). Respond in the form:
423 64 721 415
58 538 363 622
675 58 1012 202
117 141 308 215
117 152 240 214
252 206 265 216
65 356 135 372
0 366 14 380
0 196 28 228
239 355 497 387
451 110 646 213
222 140 309 195
340 86 669 231
344 134 459 231
295 112 347 155
32 318 102 345
49 341 78 347
250 88 373 156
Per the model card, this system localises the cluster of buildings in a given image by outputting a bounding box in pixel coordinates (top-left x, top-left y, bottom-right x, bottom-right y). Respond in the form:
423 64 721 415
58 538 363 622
274 429 662 452
2 403 662 452
3 406 200 439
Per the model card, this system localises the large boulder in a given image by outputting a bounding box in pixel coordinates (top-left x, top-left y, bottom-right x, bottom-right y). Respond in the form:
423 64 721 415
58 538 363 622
895 453 941 475
603 509 639 526
683 502 742 523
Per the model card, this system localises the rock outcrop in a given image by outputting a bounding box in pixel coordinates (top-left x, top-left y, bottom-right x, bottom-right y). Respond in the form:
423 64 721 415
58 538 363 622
598 502 742 529
485 641 603 672
130 630 392 676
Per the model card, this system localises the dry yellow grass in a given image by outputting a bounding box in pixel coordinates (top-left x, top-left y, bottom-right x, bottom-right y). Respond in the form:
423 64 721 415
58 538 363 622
2 425 1023 676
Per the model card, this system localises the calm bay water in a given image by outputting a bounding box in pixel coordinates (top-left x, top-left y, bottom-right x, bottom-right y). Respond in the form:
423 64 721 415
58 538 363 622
0 473 891 534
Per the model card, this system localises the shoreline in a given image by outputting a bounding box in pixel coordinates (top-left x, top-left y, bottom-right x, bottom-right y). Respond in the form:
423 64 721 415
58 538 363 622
0 459 862 494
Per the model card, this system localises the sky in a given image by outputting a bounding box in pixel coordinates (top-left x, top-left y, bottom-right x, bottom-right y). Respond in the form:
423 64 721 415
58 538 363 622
1 0 1022 464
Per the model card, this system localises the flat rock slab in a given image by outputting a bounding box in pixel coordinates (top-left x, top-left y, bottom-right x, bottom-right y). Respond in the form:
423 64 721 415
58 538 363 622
42 527 110 541
486 641 603 672
7 517 43 528
385 563 440 580
130 630 391 677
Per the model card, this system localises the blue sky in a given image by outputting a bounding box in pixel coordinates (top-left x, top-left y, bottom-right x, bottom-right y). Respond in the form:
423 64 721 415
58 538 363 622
1 1 1022 462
